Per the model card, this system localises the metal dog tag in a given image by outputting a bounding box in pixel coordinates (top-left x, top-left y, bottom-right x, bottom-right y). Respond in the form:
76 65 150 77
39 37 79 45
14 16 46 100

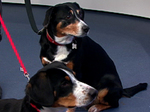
72 43 77 49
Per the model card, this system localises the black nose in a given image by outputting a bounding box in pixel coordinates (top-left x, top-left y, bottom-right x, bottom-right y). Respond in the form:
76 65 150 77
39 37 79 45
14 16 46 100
91 91 97 99
82 25 90 33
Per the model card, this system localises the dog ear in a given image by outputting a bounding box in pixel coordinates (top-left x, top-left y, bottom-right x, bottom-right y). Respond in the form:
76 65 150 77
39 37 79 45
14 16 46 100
73 2 85 20
26 71 54 106
80 7 85 20
43 7 54 27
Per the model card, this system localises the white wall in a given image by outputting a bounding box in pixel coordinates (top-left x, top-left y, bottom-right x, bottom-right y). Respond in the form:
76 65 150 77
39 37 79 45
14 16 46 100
2 0 150 18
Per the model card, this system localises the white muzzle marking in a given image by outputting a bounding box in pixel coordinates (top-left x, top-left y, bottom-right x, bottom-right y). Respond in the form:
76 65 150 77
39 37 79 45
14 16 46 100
59 68 97 107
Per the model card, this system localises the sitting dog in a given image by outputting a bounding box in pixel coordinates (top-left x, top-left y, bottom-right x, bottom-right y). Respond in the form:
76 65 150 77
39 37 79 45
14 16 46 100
0 61 97 112
39 2 148 112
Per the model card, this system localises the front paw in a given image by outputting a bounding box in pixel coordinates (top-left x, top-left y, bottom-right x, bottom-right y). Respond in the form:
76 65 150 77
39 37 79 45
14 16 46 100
66 108 75 112
88 105 100 112
88 104 111 112
41 57 51 66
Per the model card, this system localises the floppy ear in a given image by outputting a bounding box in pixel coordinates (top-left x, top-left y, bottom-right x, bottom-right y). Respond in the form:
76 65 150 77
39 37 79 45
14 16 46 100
26 71 54 106
73 2 84 20
80 8 85 20
43 7 54 27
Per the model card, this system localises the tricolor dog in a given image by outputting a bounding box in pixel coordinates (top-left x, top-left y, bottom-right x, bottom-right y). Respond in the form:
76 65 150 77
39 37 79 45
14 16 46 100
0 62 97 112
39 2 148 112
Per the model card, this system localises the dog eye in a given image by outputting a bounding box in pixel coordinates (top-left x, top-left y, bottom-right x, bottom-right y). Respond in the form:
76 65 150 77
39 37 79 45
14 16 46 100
61 80 71 87
66 12 72 20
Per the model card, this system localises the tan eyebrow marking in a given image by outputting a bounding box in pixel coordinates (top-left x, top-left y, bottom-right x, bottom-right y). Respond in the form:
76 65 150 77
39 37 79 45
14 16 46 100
65 76 71 81
70 10 74 14
76 10 80 14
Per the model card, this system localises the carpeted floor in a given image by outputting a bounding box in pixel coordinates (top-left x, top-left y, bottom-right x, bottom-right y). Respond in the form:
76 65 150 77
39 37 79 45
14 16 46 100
0 3 150 112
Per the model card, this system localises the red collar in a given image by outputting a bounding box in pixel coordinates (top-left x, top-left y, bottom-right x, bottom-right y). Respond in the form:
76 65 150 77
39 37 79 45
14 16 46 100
46 30 64 46
30 103 40 112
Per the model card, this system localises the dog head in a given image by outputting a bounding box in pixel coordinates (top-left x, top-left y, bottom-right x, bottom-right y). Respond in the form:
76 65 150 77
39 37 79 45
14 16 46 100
26 61 97 108
42 2 89 44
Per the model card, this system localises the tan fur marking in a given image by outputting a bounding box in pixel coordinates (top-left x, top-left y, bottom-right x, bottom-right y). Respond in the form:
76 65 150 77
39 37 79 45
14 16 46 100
70 10 74 15
87 88 109 108
39 72 47 80
66 108 75 112
54 91 57 97
97 88 109 105
66 61 74 70
56 22 66 37
65 76 71 81
66 61 76 75
89 104 111 112
53 93 76 107
76 10 80 14
56 21 79 37
26 83 32 90
87 89 111 111
41 57 50 65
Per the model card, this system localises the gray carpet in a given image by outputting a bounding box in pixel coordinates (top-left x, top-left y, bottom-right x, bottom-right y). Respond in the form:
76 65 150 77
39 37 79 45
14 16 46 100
0 3 150 112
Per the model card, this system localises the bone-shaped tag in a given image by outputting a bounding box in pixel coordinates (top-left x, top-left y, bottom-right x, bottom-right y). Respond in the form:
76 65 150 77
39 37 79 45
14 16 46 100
72 43 77 49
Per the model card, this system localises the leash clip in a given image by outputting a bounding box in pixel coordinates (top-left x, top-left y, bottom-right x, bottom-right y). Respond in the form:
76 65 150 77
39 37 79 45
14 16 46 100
20 67 30 81
24 73 30 81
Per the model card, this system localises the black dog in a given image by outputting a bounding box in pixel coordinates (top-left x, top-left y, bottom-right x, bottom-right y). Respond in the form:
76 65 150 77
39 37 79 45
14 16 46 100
0 62 97 112
39 2 147 112
39 2 89 66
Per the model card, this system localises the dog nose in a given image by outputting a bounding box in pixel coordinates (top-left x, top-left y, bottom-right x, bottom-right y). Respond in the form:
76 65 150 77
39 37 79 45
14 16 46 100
88 88 97 99
90 90 97 99
82 25 89 33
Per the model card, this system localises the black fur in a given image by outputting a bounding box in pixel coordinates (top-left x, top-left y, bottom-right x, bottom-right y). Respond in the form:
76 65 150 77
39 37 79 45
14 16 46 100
39 2 148 111
0 62 77 112
40 2 86 64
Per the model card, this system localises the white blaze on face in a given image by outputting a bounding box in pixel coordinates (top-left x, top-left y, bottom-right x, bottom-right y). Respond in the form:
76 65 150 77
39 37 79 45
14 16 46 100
59 68 97 107
76 19 88 37
74 10 89 37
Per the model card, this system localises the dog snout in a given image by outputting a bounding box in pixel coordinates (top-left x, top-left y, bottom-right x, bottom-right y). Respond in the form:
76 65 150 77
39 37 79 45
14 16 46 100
82 25 89 33
89 89 97 99
83 84 97 99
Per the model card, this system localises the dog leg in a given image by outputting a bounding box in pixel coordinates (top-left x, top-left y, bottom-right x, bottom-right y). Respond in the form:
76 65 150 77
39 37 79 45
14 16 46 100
41 57 51 65
66 61 74 70
86 88 111 112
66 61 76 75
88 104 111 112
66 108 75 112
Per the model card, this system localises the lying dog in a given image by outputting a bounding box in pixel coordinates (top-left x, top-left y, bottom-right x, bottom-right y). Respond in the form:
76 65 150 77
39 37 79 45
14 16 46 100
0 61 97 112
39 2 148 112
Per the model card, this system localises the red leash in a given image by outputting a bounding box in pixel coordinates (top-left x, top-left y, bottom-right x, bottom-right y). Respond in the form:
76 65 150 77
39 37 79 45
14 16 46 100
0 15 30 80
30 103 40 112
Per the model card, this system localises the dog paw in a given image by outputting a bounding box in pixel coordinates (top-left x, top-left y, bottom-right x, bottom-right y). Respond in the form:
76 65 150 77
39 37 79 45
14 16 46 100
88 105 100 112
88 104 111 112
41 57 51 65
66 108 75 112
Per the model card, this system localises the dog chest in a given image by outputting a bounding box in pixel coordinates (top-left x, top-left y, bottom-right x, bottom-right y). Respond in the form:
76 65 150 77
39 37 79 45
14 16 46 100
54 46 70 61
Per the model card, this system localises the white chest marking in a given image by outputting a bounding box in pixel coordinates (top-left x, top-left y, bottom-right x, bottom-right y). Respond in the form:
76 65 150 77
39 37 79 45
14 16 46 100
55 35 74 44
54 46 70 61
